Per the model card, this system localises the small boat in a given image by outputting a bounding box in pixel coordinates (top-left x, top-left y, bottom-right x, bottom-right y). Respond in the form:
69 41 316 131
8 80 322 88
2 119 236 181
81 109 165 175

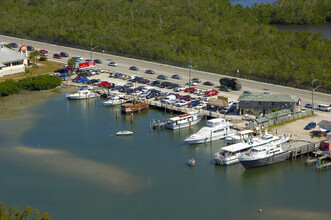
121 102 149 113
188 158 196 166
67 89 98 100
184 118 235 144
103 95 123 106
116 130 133 136
166 111 202 130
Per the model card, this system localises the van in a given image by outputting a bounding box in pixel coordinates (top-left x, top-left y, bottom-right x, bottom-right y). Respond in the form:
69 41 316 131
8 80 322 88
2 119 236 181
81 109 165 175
162 95 177 104
318 104 331 112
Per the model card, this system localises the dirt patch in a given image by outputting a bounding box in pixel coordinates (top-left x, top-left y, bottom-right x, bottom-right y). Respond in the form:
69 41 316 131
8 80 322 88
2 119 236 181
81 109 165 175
0 85 78 119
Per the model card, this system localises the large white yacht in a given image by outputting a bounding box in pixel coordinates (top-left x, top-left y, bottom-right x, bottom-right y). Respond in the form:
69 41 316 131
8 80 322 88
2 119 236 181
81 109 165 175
184 118 235 144
239 134 291 169
67 89 98 100
225 130 254 145
166 111 202 130
214 131 289 166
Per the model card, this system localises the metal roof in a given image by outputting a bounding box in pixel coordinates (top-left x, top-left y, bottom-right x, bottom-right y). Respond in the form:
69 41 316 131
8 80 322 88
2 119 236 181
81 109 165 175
238 94 299 102
265 109 292 120
0 47 26 63
318 120 331 129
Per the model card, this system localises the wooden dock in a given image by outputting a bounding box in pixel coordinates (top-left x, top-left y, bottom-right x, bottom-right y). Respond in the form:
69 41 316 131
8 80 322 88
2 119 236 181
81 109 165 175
305 150 331 171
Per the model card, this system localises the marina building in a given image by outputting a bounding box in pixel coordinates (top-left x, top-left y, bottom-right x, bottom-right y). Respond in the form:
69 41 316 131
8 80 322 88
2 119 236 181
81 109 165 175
238 94 300 116
0 42 27 77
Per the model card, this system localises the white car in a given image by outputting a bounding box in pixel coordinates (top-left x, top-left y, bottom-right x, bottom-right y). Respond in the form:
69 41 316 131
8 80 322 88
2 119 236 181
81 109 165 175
108 61 118 67
175 100 188 107
195 103 206 109
187 81 197 86
318 104 331 112
174 86 186 92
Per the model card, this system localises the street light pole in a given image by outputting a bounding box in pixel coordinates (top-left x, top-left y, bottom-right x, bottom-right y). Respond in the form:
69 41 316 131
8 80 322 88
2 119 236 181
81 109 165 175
188 59 192 84
90 42 99 61
311 79 321 108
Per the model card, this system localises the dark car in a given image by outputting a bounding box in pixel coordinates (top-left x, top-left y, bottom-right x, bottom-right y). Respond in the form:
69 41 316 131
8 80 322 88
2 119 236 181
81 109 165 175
172 74 182 79
145 69 155 74
27 46 34 51
152 80 162 86
220 85 231 92
40 51 48 56
243 91 252 95
146 92 157 99
53 53 63 59
9 43 18 48
60 52 69 57
157 75 168 80
94 59 102 64
130 66 139 71
203 81 214 86
191 78 201 83
304 122 316 130
124 82 134 87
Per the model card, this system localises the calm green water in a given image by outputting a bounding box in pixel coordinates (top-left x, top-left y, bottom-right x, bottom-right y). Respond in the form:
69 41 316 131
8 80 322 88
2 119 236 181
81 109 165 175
0 93 330 220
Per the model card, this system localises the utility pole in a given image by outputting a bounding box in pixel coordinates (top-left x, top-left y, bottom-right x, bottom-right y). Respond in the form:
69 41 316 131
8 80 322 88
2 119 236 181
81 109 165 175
188 58 192 85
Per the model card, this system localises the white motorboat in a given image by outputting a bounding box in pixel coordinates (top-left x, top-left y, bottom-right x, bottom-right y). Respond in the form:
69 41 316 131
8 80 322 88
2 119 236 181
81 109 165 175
184 118 235 144
67 89 98 100
225 130 254 145
103 95 122 106
239 134 291 169
116 130 133 136
165 111 202 130
214 131 289 166
188 158 196 166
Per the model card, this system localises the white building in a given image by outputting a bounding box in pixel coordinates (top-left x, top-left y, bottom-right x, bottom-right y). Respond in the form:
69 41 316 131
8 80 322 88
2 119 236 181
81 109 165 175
0 42 28 77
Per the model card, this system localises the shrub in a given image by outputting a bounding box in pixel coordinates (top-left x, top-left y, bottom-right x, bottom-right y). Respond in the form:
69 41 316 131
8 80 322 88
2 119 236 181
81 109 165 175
0 79 20 97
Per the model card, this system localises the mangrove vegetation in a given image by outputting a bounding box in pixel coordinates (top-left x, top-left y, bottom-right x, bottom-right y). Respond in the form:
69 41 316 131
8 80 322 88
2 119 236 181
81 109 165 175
0 0 330 91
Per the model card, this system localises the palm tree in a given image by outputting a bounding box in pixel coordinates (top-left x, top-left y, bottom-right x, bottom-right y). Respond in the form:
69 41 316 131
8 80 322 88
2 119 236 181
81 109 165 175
29 50 40 64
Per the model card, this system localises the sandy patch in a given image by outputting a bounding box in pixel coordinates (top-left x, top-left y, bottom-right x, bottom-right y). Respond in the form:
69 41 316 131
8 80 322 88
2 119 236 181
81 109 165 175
0 85 78 119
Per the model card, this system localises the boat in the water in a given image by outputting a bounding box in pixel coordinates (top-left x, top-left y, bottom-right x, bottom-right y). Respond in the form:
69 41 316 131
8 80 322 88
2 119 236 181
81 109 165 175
116 130 133 136
225 130 254 145
67 89 98 100
238 134 291 169
165 111 202 130
104 95 123 106
214 131 289 166
184 118 235 144
121 102 149 113
188 158 196 166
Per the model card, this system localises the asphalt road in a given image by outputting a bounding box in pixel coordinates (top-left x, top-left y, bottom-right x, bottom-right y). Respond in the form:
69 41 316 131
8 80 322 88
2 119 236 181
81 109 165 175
1 34 331 108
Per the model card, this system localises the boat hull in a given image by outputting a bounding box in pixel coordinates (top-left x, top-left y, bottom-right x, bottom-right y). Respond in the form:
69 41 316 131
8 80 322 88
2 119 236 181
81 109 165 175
166 118 202 130
240 151 291 169
185 131 236 144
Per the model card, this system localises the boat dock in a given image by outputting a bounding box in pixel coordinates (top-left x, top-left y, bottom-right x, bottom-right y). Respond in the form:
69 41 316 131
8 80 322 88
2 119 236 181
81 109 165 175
305 150 331 171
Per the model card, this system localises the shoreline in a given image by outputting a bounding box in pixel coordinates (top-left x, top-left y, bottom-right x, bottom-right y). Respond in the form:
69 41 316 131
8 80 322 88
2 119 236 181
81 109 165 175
0 85 78 119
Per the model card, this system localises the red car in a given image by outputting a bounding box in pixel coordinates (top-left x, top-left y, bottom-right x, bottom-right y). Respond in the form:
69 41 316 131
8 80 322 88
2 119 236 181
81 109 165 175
181 95 192 101
40 49 48 53
53 53 63 59
184 87 195 93
98 81 111 88
205 89 218 96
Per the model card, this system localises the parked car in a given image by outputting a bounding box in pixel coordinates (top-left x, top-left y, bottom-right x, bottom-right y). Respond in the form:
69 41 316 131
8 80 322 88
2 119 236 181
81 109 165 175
181 95 192 101
191 78 201 83
205 89 218 96
94 59 102 64
184 87 195 93
172 74 182 79
304 122 317 130
203 81 214 86
157 75 168 80
9 43 18 48
53 53 63 59
98 81 112 88
27 46 34 51
108 61 118 67
40 49 48 54
124 82 134 87
318 104 331 112
243 91 252 95
60 52 69 57
174 86 186 92
40 51 48 56
187 81 197 86
305 103 318 109
220 85 231 92
129 66 139 71
145 69 155 74
175 100 188 107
